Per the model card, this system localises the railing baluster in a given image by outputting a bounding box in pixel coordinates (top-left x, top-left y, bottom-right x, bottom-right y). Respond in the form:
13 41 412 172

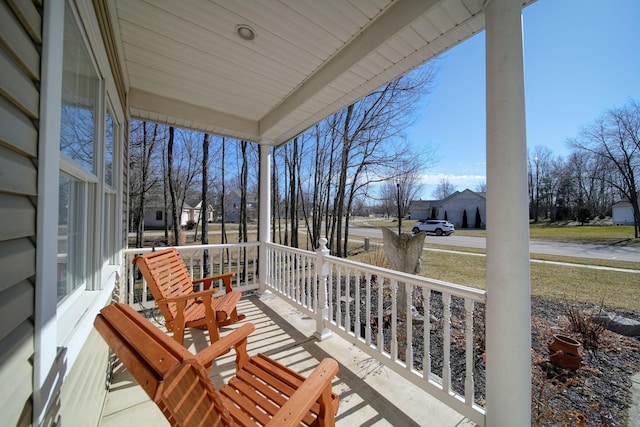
391 278 398 361
354 268 361 340
336 266 342 329
327 266 339 324
365 272 371 344
465 298 475 406
345 267 351 335
377 273 384 355
424 288 431 383
406 283 413 370
443 291 452 394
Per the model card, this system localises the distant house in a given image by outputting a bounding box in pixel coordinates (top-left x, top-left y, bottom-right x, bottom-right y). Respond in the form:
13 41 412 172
224 190 258 223
143 195 214 229
409 189 487 228
143 199 192 230
612 200 636 225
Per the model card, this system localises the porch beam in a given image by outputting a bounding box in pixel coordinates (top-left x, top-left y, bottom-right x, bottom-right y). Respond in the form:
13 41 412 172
259 0 440 141
258 143 271 293
484 0 531 425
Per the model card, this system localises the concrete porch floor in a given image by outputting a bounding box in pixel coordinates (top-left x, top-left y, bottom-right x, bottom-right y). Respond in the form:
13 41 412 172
99 291 475 426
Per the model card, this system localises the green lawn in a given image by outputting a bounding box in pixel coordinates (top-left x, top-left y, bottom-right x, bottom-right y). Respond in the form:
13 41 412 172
351 220 639 311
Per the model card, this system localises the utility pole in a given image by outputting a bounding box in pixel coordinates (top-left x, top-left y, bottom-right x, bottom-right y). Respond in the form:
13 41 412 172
397 182 402 235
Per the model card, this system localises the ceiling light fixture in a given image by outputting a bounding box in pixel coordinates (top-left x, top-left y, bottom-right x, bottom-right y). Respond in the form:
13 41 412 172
236 24 255 41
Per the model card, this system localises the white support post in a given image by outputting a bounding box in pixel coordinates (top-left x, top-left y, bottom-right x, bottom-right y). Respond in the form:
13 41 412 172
314 238 332 340
484 0 532 425
258 143 271 293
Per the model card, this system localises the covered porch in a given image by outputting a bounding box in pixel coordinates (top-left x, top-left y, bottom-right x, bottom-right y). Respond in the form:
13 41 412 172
102 0 533 424
111 240 488 424
0 0 535 425
100 290 475 426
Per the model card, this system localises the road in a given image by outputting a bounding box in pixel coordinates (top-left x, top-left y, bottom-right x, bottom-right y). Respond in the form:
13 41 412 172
348 226 640 263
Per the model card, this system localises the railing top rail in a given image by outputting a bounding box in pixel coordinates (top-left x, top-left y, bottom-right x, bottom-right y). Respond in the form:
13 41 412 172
123 242 260 256
265 242 315 256
324 253 486 302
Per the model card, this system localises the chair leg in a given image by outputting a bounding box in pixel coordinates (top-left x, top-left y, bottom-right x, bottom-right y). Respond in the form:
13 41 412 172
202 294 221 343
173 325 185 346
217 308 246 326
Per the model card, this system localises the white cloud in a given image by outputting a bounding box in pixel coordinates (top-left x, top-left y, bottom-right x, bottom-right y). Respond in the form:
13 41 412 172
419 173 485 185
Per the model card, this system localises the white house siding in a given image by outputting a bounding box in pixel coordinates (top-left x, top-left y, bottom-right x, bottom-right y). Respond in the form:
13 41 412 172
612 201 635 225
58 328 110 427
1 1 128 425
441 190 487 228
0 0 40 425
411 190 488 228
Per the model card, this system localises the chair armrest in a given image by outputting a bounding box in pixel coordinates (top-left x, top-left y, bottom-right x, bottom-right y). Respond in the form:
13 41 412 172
157 288 220 306
267 358 339 427
193 272 236 293
195 323 256 370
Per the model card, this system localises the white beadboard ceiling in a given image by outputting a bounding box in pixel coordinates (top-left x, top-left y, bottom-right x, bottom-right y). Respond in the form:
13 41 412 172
109 0 534 145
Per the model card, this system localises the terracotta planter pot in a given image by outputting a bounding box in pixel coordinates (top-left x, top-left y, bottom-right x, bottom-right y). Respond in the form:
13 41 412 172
548 334 582 370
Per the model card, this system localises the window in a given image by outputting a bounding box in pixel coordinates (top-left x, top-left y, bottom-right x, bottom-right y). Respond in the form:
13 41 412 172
57 174 86 302
57 3 100 303
156 210 163 221
103 108 118 265
105 109 114 187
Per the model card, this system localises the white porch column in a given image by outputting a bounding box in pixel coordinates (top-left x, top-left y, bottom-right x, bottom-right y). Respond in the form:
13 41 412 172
484 0 531 425
258 143 272 293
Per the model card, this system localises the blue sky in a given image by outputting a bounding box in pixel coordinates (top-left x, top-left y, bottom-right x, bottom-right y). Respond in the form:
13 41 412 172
408 0 640 199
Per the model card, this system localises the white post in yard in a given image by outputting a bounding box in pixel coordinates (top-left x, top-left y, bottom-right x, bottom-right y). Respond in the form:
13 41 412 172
484 0 532 424
258 143 271 293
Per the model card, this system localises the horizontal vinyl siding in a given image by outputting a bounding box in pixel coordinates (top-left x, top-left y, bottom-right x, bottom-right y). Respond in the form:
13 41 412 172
0 322 35 426
0 0 40 426
59 328 110 427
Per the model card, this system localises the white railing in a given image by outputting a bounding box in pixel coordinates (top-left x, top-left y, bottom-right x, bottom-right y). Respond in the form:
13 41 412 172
123 243 260 308
122 239 486 424
266 239 487 426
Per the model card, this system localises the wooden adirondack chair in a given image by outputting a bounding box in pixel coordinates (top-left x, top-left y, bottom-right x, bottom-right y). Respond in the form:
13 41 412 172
94 303 340 427
133 248 245 344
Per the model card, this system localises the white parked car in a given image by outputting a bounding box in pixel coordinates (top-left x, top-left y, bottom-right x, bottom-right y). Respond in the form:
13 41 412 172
412 219 455 236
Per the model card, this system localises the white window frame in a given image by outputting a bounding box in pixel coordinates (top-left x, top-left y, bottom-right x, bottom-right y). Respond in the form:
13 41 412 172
35 1 126 421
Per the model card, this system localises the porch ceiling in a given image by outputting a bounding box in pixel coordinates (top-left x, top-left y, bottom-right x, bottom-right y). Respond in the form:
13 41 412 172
109 0 533 146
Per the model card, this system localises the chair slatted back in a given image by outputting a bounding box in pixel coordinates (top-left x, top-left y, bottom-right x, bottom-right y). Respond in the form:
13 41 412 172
135 248 195 325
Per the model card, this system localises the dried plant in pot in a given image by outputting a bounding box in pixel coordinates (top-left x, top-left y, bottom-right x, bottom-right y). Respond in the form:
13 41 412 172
547 334 583 370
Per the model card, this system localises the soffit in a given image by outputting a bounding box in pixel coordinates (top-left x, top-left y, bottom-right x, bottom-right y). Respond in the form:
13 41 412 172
110 0 533 145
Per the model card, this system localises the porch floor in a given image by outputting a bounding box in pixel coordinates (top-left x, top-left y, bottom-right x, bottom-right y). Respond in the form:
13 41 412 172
99 291 475 426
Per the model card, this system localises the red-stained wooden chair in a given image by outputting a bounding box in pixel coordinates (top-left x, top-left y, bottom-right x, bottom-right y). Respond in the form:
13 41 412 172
133 248 245 344
94 303 340 427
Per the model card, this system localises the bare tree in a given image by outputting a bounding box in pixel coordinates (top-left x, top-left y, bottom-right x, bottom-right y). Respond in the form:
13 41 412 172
167 127 203 245
167 127 179 245
569 99 640 237
528 145 552 222
129 121 161 247
432 178 456 200
201 133 210 275
239 140 249 243
378 159 424 226
220 137 227 244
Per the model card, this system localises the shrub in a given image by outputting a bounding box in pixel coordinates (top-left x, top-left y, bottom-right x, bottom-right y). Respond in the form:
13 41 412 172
565 304 608 352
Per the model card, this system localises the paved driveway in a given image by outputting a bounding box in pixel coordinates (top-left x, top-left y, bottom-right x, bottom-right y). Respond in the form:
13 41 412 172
348 227 640 263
